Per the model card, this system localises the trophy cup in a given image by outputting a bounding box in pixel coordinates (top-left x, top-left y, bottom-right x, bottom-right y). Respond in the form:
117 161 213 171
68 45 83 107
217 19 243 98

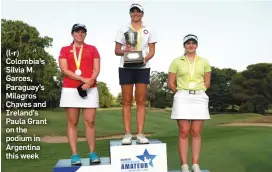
123 28 144 67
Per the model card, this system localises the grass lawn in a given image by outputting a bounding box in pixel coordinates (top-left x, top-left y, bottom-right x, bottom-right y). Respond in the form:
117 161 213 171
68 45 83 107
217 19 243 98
1 108 272 172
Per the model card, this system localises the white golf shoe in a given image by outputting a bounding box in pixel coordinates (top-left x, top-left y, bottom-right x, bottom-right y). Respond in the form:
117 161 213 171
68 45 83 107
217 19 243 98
192 164 201 172
121 133 132 145
181 164 190 172
136 134 149 144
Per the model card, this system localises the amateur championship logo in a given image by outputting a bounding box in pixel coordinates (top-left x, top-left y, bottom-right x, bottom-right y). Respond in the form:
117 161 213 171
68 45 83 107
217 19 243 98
121 149 157 171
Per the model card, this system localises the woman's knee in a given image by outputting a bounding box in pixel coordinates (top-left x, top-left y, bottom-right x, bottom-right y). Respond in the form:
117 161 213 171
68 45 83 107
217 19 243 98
191 121 204 137
121 85 133 107
84 119 95 128
66 108 80 128
123 96 132 106
136 97 146 106
67 119 78 128
191 128 202 138
179 127 190 138
135 85 147 106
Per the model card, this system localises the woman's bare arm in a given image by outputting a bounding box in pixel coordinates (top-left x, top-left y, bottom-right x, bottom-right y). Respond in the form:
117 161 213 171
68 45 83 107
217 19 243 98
115 42 125 56
144 43 155 62
59 58 84 82
168 72 177 93
91 58 100 80
204 72 211 89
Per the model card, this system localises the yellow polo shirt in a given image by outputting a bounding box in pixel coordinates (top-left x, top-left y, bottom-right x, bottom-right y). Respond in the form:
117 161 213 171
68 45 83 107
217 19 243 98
168 55 211 91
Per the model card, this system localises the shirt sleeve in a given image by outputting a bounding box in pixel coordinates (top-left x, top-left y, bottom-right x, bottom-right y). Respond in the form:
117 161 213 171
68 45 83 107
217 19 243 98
168 59 178 73
58 47 67 59
92 46 100 58
148 28 157 44
115 28 125 45
204 59 212 72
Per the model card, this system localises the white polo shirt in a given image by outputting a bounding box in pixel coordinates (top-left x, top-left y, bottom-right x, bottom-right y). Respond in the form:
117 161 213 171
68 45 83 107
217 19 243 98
115 23 157 69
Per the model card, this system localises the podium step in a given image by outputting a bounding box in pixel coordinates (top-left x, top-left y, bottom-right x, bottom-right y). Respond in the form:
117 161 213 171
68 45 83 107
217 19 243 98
169 170 210 172
110 139 168 172
110 139 163 146
53 157 110 172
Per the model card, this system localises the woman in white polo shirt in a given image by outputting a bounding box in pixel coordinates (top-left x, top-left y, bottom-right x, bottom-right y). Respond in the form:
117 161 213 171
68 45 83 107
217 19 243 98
168 34 212 172
114 3 157 145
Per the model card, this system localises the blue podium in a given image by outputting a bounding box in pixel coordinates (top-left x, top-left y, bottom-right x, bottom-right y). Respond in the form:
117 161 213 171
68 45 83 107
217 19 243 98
53 139 209 172
53 157 111 172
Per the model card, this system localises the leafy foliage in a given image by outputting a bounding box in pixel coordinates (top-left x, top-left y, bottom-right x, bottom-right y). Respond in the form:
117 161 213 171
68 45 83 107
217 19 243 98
1 19 61 109
97 82 114 108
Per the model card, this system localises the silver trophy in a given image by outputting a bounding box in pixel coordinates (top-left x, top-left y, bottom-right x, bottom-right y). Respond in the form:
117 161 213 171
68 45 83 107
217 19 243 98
123 28 144 67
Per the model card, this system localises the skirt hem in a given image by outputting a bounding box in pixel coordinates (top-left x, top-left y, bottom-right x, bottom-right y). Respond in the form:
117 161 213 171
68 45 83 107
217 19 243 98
171 117 210 120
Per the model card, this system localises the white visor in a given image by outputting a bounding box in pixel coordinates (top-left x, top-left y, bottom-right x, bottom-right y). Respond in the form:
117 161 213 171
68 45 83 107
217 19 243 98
130 3 144 12
183 35 198 43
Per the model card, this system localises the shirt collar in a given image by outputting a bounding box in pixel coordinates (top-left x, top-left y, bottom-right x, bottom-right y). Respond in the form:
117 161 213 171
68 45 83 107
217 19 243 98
70 42 87 48
127 22 146 29
180 55 200 61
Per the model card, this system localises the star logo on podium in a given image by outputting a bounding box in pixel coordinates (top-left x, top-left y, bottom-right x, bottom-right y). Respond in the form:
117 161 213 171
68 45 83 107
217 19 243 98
136 149 157 167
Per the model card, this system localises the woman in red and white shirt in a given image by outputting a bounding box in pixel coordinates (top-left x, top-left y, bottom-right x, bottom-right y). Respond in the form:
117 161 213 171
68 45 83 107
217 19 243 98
58 23 101 165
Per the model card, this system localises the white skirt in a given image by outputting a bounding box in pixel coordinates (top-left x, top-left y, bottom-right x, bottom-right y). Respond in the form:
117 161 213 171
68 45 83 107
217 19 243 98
59 87 99 108
171 90 210 120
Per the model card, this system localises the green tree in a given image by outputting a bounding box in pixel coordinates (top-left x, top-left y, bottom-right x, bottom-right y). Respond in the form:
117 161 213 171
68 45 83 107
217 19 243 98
262 70 272 103
116 92 122 105
206 67 237 112
231 63 272 113
240 94 270 114
1 19 61 109
147 71 173 108
97 81 114 108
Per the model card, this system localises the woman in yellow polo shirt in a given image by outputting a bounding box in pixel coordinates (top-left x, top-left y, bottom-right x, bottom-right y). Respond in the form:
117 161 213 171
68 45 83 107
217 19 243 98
168 34 211 172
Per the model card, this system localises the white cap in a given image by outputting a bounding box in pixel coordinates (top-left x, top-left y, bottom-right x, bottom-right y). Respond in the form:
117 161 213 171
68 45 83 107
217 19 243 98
130 3 144 12
183 34 198 43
